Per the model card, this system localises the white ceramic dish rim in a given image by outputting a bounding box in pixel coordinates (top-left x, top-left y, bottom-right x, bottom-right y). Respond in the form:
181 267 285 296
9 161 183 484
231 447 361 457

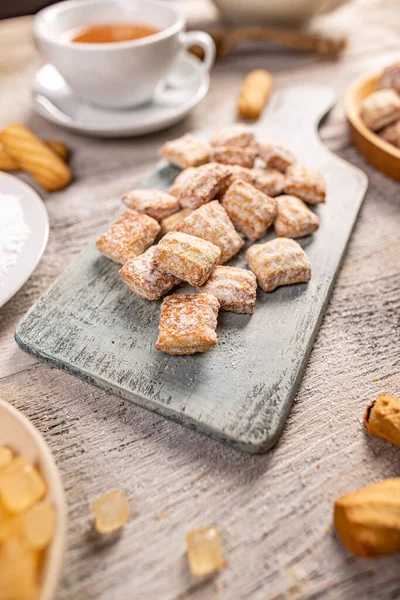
32 53 210 137
34 0 185 50
0 398 67 600
0 172 49 309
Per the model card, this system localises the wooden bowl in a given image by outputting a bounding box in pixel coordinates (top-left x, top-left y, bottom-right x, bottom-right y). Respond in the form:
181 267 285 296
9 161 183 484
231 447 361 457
345 71 400 181
0 399 67 600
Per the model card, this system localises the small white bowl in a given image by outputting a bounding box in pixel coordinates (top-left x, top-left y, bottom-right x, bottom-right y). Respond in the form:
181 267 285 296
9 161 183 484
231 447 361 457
0 399 67 600
212 0 350 25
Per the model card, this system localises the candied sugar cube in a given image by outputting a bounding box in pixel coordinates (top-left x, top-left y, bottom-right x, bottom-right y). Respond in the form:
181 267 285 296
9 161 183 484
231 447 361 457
197 266 257 314
96 209 160 264
186 526 225 577
0 457 46 514
179 163 232 210
284 165 326 205
274 195 320 238
156 294 219 355
251 168 285 197
210 146 257 168
379 62 400 95
211 124 255 148
247 238 311 293
122 189 180 221
22 501 56 550
222 179 277 242
177 201 244 264
168 168 196 197
0 537 40 600
120 246 180 301
92 489 129 534
161 208 193 235
258 141 296 172
159 134 210 169
152 231 221 287
360 89 400 131
0 446 13 470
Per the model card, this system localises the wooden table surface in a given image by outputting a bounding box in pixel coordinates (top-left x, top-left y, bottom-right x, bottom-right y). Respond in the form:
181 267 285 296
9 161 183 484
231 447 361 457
1 4 400 599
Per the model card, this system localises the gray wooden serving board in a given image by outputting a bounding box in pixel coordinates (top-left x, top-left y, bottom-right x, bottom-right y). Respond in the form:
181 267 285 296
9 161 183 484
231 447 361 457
15 85 368 454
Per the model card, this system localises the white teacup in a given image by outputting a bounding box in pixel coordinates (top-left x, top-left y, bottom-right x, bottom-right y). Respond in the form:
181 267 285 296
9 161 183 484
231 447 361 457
34 0 215 109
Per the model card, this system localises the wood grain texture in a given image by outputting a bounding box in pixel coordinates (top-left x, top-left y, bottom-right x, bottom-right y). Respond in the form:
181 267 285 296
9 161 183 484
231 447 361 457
15 84 368 453
0 7 400 599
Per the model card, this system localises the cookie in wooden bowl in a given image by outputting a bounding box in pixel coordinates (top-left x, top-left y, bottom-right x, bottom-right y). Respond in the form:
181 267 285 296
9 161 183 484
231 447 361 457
345 68 400 181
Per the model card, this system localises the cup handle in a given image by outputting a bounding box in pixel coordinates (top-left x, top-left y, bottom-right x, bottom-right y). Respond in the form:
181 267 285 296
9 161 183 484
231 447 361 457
179 30 216 74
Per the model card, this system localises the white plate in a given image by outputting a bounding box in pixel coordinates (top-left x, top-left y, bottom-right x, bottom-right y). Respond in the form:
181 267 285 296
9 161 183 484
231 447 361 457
0 399 67 600
0 172 49 308
32 51 210 138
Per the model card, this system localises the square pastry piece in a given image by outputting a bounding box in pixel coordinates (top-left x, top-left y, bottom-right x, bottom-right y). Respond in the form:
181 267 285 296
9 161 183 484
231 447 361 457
161 208 193 235
210 146 257 168
258 141 296 172
380 120 400 147
251 168 285 197
96 210 160 264
178 163 232 210
222 180 277 242
168 168 196 197
379 62 400 95
247 238 312 293
211 124 256 148
152 231 221 287
284 165 326 204
274 195 320 238
197 266 257 314
119 246 180 300
122 189 180 221
360 89 400 131
177 201 244 264
159 134 210 169
155 293 219 355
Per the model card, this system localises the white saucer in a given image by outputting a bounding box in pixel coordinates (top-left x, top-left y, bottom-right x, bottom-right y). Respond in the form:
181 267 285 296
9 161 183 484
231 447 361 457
0 173 49 308
32 52 210 138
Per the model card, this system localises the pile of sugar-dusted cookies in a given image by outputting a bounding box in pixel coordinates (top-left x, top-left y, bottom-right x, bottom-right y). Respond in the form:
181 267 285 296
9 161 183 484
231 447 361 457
96 124 326 355
360 62 400 148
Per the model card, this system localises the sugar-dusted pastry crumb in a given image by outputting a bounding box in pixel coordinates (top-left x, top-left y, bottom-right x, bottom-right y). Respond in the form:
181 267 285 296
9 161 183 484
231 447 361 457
251 168 285 197
92 489 129 534
96 210 160 264
284 165 326 205
152 231 221 287
210 146 257 168
122 189 180 221
159 134 210 169
120 246 180 300
222 179 277 242
178 163 232 210
247 238 312 293
198 266 257 314
177 201 243 264
258 141 295 172
274 195 320 238
161 208 193 235
360 88 400 131
211 124 256 148
156 294 219 355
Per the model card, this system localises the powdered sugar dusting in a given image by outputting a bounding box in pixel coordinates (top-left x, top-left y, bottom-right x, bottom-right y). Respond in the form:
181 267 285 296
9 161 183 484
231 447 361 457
0 193 30 282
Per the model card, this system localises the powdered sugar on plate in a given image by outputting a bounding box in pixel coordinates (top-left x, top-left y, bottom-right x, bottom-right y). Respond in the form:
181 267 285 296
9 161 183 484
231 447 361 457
0 193 31 283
